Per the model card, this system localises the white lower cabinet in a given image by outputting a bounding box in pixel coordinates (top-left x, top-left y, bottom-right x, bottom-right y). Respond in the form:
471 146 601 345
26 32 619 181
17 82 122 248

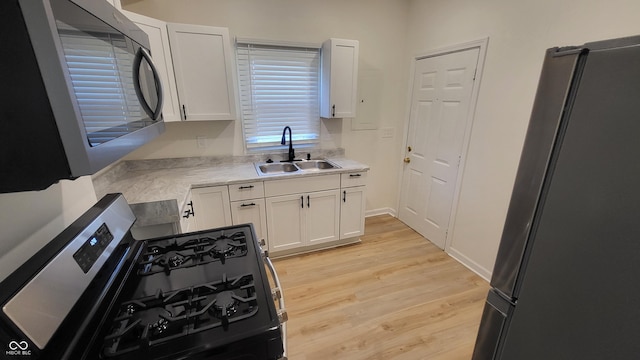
340 186 366 239
178 171 366 255
266 189 341 252
190 186 232 230
231 198 268 249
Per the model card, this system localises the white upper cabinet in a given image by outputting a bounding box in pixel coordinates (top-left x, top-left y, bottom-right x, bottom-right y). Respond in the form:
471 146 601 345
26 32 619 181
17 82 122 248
320 38 359 118
167 23 237 121
122 11 181 122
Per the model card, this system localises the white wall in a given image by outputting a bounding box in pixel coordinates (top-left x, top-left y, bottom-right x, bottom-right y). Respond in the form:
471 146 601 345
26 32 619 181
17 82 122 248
406 0 640 278
122 0 411 214
0 177 97 282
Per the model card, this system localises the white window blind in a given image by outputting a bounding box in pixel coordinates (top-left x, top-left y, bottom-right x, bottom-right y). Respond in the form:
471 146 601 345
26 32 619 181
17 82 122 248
236 42 320 150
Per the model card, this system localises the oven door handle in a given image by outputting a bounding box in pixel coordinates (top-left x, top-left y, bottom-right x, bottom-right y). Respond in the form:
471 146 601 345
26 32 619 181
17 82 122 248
263 249 288 359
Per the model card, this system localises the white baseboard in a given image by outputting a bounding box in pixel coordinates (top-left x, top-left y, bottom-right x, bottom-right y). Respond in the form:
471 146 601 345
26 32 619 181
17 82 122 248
365 208 397 218
446 247 492 282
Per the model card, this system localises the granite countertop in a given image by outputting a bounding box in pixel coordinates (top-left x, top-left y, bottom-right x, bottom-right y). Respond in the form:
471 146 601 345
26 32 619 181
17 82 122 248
94 156 369 227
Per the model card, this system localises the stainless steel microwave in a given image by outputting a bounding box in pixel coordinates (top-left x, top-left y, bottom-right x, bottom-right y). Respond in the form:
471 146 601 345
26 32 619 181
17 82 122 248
0 0 165 193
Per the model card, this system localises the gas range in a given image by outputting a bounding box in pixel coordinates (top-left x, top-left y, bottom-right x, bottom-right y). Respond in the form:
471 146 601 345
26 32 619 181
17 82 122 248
0 194 286 360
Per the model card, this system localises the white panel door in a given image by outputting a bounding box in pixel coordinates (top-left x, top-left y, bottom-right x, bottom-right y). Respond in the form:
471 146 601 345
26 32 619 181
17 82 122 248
398 48 479 249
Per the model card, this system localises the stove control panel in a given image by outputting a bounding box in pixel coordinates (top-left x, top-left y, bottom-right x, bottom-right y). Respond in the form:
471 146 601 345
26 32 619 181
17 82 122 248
2 194 135 350
73 223 114 273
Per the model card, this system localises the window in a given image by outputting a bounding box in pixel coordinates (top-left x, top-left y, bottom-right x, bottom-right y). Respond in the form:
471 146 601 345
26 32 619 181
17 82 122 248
236 42 320 150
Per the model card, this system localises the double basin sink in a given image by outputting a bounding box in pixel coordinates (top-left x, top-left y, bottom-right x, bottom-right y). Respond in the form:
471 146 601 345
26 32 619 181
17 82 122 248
255 159 340 176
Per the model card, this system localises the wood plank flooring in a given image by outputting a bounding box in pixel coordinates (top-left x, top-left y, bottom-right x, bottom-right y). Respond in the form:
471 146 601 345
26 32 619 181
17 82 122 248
272 215 489 360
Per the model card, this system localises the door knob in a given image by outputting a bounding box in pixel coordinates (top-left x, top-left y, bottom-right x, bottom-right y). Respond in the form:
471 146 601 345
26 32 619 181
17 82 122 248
404 157 411 163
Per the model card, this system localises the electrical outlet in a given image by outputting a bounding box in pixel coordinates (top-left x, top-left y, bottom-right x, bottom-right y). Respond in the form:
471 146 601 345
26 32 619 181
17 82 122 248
381 127 395 139
196 136 207 148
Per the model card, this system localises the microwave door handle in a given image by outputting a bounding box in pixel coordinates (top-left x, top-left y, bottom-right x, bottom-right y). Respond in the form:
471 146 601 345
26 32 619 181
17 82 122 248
133 47 164 120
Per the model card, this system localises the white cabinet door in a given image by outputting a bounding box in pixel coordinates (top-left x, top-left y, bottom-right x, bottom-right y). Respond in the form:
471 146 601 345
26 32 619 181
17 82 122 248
231 199 268 249
122 11 181 122
191 186 232 230
167 23 237 121
266 194 304 252
340 186 366 239
321 38 359 118
306 190 341 245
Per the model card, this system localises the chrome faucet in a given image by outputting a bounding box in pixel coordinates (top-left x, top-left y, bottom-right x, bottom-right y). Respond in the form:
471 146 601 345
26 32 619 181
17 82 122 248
281 126 295 162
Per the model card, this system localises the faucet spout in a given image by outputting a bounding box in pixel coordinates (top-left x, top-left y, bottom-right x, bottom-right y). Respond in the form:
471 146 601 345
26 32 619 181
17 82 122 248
281 126 295 162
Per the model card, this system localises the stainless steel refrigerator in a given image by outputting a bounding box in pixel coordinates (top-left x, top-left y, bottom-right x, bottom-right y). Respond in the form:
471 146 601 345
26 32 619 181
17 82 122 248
471 35 640 360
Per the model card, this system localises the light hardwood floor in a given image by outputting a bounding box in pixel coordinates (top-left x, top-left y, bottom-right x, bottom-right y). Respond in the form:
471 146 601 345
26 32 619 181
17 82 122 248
272 215 489 360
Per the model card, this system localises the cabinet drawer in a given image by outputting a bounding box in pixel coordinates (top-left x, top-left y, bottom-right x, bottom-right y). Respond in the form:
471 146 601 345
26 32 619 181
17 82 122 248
341 171 367 187
264 174 340 197
229 181 264 201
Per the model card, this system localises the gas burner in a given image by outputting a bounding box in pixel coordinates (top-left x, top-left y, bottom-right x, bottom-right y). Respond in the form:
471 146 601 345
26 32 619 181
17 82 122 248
209 233 247 264
126 304 136 315
132 307 172 329
138 231 249 275
150 318 168 335
213 290 239 316
103 274 260 357
168 254 185 267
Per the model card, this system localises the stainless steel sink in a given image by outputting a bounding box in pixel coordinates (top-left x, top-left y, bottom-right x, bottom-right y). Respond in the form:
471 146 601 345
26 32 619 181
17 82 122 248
295 159 337 171
256 163 299 175
254 159 340 176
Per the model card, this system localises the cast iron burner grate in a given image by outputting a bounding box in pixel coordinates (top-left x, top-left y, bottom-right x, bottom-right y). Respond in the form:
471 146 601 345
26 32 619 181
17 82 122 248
102 273 258 358
138 231 248 275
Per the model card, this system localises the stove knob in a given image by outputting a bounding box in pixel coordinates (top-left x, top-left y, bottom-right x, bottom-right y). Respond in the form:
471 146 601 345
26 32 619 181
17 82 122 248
278 309 288 324
271 287 282 301
259 239 266 247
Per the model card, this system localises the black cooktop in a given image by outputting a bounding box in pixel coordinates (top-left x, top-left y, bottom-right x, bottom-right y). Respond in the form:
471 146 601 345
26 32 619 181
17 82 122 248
100 224 283 360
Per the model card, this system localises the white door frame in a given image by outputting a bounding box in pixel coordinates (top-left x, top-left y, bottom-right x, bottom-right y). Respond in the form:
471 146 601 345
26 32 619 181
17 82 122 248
396 38 489 251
